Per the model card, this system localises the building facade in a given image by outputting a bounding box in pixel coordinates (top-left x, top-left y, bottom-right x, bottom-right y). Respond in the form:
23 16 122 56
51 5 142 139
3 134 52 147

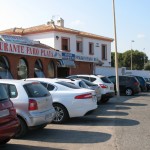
0 18 114 78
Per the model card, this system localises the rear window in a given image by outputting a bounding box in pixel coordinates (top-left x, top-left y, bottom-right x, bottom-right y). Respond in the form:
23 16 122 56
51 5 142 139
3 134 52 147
82 79 97 86
100 77 112 83
79 81 89 88
56 81 80 89
24 82 50 97
0 84 9 101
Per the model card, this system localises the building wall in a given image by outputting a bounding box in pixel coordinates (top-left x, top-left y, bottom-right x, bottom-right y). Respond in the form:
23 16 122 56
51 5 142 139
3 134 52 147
25 31 112 67
0 53 57 79
70 61 93 75
95 66 150 78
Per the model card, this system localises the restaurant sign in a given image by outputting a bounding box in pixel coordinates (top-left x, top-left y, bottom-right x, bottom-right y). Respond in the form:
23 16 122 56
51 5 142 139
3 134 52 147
75 55 99 63
0 41 62 59
62 52 75 61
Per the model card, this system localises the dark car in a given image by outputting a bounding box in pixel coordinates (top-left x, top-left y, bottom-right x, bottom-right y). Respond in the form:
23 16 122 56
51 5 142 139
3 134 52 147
0 84 19 145
144 77 150 91
134 76 147 92
108 75 140 96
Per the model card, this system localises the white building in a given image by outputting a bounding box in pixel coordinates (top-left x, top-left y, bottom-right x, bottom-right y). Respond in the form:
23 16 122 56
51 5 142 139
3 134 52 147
0 18 114 77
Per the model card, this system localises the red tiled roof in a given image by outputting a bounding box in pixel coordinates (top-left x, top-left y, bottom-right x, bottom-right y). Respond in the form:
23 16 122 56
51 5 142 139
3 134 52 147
0 24 113 42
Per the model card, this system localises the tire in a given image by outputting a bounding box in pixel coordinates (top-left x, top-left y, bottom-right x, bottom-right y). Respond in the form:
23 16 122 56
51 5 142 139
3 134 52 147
53 103 69 124
100 98 109 103
125 88 133 96
37 124 47 130
14 117 28 138
0 139 10 145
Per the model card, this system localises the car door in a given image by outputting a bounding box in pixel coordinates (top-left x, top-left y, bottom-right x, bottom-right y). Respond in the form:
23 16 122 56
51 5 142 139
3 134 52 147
119 76 127 93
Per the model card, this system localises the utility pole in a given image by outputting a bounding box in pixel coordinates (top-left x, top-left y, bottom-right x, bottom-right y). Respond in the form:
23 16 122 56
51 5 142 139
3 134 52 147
112 0 120 98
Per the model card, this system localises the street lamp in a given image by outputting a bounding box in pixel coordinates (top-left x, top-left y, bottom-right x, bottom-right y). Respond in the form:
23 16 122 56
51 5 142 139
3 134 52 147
131 40 135 70
143 48 145 69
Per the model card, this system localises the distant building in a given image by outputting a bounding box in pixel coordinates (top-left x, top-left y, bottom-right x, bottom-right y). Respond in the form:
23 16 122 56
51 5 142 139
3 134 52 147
0 18 113 78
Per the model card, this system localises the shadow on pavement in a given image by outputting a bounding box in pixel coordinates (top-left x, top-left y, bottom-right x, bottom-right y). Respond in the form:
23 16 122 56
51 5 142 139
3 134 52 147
0 144 63 150
67 117 140 127
20 129 111 144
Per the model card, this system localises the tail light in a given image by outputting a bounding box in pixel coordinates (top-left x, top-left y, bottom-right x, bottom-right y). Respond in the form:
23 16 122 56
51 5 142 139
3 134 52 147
75 93 93 99
28 99 38 111
99 84 108 88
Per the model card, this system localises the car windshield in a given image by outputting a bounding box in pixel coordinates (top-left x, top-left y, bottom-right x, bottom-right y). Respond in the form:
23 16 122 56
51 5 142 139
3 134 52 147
24 82 50 97
0 84 9 101
56 81 81 89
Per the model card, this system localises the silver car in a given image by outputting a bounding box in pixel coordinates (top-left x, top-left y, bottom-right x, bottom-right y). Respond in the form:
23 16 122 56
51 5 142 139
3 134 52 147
0 79 55 138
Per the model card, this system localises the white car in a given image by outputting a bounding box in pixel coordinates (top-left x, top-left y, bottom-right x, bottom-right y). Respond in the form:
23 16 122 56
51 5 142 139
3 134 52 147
26 78 98 124
0 79 56 138
56 78 101 103
67 74 115 103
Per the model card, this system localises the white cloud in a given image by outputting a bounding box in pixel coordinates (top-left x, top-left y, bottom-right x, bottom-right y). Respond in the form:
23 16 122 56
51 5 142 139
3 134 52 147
137 34 145 39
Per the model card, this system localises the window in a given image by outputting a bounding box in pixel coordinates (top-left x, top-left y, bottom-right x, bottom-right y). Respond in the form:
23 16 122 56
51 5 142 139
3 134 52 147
34 59 45 78
76 41 82 52
61 38 70 51
0 84 9 100
102 45 107 60
17 58 28 79
56 81 80 89
24 82 50 97
0 56 13 79
89 42 94 55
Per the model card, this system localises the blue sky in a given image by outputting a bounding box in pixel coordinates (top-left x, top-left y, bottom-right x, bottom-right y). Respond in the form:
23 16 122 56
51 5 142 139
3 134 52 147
0 0 150 58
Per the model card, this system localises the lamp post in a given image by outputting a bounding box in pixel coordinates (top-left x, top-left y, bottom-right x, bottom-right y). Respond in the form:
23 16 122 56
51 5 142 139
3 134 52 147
131 40 135 70
143 48 145 69
112 0 120 98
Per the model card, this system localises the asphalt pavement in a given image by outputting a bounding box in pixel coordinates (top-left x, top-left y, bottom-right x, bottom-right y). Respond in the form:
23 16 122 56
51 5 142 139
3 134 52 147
1 92 150 150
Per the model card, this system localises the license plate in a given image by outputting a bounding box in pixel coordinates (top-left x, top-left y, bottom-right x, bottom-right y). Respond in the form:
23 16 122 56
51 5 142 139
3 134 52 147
110 87 114 90
0 109 9 118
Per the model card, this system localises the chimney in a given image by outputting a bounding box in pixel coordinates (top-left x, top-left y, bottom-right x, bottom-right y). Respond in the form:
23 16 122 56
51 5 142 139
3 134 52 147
47 19 55 25
56 18 64 27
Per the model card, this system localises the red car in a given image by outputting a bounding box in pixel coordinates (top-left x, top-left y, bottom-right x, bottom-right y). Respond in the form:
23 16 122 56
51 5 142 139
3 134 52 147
0 84 19 145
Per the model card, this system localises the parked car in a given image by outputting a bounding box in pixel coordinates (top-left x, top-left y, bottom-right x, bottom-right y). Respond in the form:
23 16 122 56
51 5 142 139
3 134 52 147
67 74 115 103
26 78 98 124
0 79 56 138
57 78 101 104
143 77 150 91
133 76 147 92
0 83 19 144
108 75 140 96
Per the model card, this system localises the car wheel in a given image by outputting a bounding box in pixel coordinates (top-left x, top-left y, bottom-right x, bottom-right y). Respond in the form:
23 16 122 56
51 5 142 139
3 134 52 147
53 104 69 124
125 88 133 96
37 124 47 130
0 139 10 145
100 98 109 103
14 117 28 138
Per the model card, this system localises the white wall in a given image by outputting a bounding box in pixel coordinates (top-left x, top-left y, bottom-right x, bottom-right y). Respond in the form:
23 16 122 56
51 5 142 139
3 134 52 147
95 66 150 78
26 32 55 48
25 31 112 67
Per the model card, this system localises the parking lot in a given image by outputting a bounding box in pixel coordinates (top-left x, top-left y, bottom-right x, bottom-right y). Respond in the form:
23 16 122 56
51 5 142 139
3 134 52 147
1 92 150 150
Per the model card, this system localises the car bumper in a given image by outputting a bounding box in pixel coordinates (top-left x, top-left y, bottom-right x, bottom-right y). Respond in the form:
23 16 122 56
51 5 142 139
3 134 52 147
0 118 19 142
28 108 56 127
68 98 98 118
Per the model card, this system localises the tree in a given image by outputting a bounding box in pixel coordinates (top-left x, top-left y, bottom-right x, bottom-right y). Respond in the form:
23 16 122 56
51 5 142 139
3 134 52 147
144 62 150 70
111 50 149 70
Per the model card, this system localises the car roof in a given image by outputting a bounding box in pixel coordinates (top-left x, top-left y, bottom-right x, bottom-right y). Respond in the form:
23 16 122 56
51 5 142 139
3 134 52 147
0 79 40 85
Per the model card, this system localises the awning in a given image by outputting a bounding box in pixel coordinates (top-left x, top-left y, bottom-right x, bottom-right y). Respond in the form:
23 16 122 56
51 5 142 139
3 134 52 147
57 60 76 68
